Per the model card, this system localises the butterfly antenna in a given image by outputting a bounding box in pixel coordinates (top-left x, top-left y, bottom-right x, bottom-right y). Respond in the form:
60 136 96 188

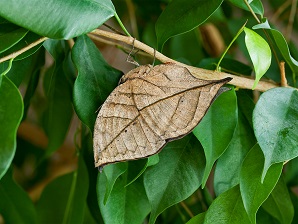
152 48 156 66
126 38 140 66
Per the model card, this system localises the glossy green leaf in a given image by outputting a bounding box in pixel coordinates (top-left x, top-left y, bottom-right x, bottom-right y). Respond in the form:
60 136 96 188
72 35 122 130
204 185 251 224
0 0 115 39
81 127 104 223
244 27 271 89
193 88 237 187
0 49 43 87
103 163 128 205
97 163 151 224
253 20 298 83
42 40 73 155
240 144 283 224
253 87 298 180
227 0 264 16
199 58 253 76
290 191 298 223
236 90 255 128
186 212 205 224
0 169 37 224
0 32 43 61
37 156 89 224
0 75 23 179
214 110 256 195
169 29 204 65
125 154 159 187
22 49 45 120
262 176 294 224
284 156 298 186
0 24 28 53
257 207 280 224
155 0 223 50
144 134 205 224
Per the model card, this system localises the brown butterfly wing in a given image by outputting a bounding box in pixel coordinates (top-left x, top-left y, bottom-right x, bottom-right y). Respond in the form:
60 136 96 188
93 64 231 167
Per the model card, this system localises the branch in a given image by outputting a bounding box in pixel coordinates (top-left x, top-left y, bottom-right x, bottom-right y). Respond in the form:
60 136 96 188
90 29 280 92
0 29 283 92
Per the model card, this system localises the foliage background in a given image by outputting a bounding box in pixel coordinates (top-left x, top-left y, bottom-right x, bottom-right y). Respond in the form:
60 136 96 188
0 0 297 223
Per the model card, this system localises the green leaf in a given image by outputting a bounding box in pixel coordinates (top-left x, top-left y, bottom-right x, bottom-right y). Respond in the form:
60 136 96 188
253 20 298 84
125 154 159 187
169 29 204 65
0 169 37 224
144 134 205 224
0 75 23 179
244 27 271 89
81 127 104 223
204 185 251 224
214 110 256 195
240 144 283 224
236 90 255 127
290 191 298 223
227 0 264 16
97 163 151 224
199 58 253 76
253 87 298 180
42 40 73 155
155 0 223 50
0 32 43 61
0 49 43 87
0 0 115 39
262 175 294 224
257 207 280 224
0 23 28 53
37 156 89 224
72 35 122 130
284 156 298 186
22 49 45 120
103 163 128 205
193 88 238 187
186 212 205 224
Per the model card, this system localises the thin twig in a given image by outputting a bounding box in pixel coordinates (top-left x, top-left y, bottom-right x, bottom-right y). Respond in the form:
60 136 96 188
271 0 291 24
67 39 75 49
243 0 260 23
91 29 281 92
280 61 288 87
103 23 125 35
180 201 194 218
0 36 48 63
286 0 297 41
0 28 289 92
125 0 139 39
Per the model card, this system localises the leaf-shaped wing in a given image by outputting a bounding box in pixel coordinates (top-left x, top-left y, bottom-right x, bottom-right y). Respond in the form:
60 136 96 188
94 64 231 167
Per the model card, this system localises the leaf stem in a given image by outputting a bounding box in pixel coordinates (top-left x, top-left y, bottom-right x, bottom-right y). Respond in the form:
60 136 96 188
216 21 247 71
114 13 131 37
0 58 13 76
